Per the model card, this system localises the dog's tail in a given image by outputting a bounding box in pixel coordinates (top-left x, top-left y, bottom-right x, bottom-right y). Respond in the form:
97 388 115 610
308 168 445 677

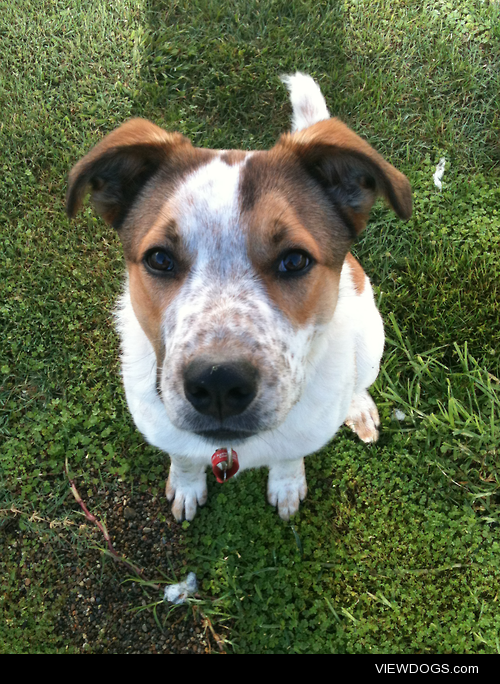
281 72 331 133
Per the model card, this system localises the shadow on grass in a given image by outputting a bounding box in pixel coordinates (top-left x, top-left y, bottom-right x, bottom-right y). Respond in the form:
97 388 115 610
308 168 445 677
140 0 346 148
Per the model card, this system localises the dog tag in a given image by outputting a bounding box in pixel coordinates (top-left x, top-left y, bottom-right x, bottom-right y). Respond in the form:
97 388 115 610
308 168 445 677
211 448 239 483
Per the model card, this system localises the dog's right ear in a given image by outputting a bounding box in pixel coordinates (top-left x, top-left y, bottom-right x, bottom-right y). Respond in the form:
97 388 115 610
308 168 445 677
66 118 192 229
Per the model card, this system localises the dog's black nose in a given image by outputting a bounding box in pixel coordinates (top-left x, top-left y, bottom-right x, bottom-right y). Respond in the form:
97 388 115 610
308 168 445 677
183 358 259 420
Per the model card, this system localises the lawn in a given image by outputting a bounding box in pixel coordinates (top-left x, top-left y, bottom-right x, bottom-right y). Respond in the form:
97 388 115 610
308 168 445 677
1 0 499 654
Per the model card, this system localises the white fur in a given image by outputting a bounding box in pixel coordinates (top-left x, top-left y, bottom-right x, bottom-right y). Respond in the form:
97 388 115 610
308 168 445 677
281 72 331 132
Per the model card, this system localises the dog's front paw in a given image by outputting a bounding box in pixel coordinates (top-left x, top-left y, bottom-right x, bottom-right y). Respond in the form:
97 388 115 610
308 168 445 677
344 389 380 443
166 461 207 522
267 459 307 521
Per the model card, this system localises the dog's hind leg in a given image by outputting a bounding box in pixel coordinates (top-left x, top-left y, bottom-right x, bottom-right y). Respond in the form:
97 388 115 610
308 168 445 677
341 274 384 444
344 389 380 443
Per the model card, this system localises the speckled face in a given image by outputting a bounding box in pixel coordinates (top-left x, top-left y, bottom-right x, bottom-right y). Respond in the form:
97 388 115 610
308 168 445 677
124 149 352 443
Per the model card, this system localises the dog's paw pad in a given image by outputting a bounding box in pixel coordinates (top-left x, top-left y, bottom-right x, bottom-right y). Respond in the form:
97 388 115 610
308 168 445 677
166 468 207 522
344 390 380 443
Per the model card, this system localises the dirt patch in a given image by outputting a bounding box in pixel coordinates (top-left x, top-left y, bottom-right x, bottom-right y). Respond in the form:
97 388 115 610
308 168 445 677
3 478 229 654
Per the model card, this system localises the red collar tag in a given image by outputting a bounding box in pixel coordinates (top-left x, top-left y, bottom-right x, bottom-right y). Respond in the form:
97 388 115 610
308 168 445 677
211 448 239 483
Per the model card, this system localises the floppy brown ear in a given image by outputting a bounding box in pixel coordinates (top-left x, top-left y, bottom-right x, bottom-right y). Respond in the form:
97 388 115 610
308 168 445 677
276 118 412 234
66 118 192 228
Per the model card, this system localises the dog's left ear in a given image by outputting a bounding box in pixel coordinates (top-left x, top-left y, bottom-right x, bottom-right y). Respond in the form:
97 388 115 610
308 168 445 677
276 118 412 234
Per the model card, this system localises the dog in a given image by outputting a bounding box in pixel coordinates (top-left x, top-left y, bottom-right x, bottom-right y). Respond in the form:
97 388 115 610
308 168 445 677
66 73 412 522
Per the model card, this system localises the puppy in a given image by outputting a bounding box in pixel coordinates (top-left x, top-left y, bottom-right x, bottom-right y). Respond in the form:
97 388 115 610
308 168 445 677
66 73 412 521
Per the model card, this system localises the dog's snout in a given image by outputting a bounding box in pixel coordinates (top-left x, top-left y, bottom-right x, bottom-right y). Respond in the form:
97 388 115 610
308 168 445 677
183 358 259 420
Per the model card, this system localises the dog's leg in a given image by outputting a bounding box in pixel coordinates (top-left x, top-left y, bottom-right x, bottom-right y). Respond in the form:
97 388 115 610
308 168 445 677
166 458 207 522
267 458 307 521
344 389 380 443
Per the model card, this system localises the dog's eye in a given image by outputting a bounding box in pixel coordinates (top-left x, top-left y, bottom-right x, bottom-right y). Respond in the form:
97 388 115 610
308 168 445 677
278 251 312 274
144 249 175 274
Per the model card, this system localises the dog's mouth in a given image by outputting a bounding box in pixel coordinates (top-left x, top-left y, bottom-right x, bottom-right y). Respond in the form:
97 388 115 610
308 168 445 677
195 428 256 445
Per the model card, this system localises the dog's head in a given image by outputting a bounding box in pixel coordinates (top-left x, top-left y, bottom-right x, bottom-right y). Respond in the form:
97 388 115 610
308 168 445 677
67 76 411 446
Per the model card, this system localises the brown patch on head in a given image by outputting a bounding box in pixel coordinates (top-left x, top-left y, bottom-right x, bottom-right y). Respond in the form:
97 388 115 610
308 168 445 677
344 253 366 295
117 144 214 261
241 155 351 328
239 113 412 327
127 258 186 365
127 262 165 358
236 115 412 328
240 150 353 259
275 118 413 232
124 213 191 364
122 193 197 363
220 149 248 166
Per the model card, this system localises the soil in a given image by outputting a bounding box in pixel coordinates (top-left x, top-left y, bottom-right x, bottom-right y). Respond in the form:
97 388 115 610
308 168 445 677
4 476 229 654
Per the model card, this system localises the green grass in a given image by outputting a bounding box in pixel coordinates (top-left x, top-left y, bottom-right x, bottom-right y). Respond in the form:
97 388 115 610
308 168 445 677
1 0 499 653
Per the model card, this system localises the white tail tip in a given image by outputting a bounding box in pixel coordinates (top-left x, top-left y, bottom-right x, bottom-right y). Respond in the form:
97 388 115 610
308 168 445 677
281 72 331 133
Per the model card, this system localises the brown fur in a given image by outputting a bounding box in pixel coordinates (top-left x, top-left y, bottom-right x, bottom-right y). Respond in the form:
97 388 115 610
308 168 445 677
345 253 366 295
66 119 192 222
66 119 214 364
220 149 248 166
275 118 412 231
243 186 342 327
126 217 192 363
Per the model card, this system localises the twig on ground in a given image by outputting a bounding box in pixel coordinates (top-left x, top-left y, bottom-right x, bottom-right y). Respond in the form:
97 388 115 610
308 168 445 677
64 458 159 589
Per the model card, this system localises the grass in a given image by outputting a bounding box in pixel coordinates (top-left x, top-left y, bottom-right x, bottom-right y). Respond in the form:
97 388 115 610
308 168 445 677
1 0 499 653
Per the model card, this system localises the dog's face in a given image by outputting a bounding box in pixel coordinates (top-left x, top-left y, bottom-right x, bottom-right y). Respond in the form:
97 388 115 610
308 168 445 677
67 116 411 446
